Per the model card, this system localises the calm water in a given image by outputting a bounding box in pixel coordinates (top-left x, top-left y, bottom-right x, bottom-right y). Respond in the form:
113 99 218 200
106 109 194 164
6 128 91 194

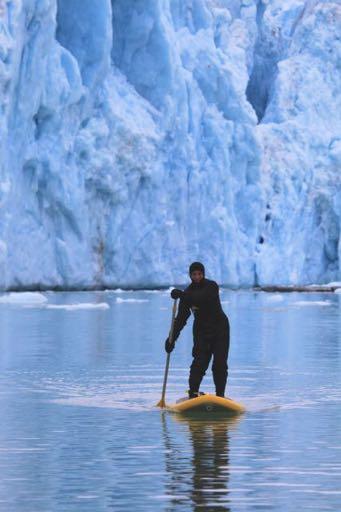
0 289 340 512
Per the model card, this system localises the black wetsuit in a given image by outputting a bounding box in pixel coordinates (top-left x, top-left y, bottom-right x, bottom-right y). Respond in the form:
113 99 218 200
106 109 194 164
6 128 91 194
173 278 230 396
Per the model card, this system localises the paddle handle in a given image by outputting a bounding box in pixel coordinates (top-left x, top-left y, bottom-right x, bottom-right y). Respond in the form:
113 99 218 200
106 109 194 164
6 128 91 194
160 299 178 406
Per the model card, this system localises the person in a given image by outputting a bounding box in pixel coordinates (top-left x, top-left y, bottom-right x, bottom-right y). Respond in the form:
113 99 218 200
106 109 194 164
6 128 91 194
165 262 230 399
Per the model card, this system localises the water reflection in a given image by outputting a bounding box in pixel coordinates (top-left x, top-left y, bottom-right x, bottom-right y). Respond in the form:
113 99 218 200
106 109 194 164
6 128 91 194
0 290 340 511
162 414 241 511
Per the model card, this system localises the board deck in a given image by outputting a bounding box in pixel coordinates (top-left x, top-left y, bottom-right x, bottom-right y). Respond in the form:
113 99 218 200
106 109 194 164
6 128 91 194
166 394 245 415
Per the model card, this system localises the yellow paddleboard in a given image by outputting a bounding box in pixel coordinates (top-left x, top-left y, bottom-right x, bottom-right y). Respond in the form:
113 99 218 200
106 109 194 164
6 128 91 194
166 394 245 416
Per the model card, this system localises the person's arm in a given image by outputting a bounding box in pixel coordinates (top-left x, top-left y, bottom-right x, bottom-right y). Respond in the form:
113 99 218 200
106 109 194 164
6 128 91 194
164 294 191 353
172 295 191 341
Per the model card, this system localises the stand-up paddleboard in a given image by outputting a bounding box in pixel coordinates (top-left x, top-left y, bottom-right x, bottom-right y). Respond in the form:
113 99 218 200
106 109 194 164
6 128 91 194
166 394 245 416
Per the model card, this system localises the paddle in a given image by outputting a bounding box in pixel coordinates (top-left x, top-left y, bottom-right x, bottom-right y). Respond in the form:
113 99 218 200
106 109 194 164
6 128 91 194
156 298 178 408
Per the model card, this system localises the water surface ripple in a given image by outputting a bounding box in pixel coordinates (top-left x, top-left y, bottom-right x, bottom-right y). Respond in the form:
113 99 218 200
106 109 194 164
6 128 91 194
0 290 340 511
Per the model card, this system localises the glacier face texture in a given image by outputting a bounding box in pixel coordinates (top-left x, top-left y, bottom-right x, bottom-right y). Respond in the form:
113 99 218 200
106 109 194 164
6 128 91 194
0 0 340 289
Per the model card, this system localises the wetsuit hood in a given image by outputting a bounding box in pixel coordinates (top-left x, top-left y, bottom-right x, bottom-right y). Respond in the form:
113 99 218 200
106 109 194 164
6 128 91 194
189 261 205 276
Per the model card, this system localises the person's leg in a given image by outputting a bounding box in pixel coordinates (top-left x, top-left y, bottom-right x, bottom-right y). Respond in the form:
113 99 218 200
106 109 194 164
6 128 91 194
212 318 230 397
189 337 212 396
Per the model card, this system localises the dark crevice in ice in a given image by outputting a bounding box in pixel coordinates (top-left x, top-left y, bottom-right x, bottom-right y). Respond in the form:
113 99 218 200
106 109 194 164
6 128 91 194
246 0 276 123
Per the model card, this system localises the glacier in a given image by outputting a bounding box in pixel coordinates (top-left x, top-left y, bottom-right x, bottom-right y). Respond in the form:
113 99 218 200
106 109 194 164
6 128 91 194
0 0 340 289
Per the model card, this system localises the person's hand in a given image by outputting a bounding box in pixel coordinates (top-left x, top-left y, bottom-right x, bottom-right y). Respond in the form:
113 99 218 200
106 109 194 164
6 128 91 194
171 289 183 300
165 337 175 353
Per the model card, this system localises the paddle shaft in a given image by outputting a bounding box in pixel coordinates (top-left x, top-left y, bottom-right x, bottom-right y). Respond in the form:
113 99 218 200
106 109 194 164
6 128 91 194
159 299 178 406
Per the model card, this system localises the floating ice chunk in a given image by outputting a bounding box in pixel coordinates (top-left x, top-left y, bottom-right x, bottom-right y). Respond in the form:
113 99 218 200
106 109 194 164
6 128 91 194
266 295 284 302
106 288 163 294
116 298 149 303
46 303 110 310
104 289 132 293
292 301 333 307
0 292 48 304
162 288 174 296
139 289 165 294
307 282 341 289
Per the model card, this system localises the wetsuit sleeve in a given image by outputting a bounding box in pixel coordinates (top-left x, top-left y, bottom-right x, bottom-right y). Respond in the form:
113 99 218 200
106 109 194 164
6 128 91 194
172 296 191 341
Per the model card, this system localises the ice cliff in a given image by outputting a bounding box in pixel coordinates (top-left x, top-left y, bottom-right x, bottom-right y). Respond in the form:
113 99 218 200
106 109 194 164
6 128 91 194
0 0 340 289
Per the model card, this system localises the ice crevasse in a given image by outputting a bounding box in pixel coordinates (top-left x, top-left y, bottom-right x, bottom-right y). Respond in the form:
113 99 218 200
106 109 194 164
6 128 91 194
0 0 339 289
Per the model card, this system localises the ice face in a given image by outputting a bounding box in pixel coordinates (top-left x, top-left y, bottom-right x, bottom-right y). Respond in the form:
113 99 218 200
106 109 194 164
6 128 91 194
255 1 341 284
0 1 339 289
56 0 112 88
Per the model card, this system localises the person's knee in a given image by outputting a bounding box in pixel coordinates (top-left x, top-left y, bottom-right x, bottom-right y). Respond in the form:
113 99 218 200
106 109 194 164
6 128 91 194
212 360 227 374
191 358 208 371
191 355 210 374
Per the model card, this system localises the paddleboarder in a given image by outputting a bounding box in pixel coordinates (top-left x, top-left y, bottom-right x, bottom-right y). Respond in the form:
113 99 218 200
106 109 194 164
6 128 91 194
165 262 230 399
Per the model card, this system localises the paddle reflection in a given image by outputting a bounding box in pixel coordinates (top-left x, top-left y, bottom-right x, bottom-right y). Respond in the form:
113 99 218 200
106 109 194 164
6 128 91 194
162 413 241 511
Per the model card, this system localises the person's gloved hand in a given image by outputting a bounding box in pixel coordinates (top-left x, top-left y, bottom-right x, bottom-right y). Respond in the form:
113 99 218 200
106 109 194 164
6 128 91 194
171 289 183 300
165 337 175 353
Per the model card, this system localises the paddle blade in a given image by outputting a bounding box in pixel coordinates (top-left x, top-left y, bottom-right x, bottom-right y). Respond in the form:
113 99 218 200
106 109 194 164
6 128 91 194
156 398 166 408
